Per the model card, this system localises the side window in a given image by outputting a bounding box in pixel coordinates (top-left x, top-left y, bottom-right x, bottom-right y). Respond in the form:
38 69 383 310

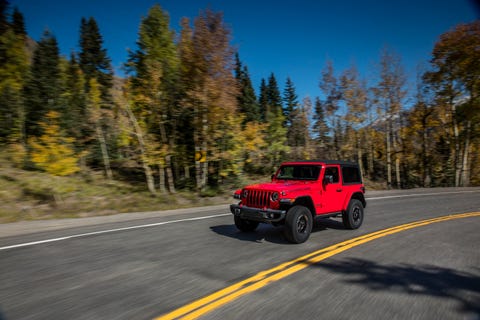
324 167 339 183
342 166 361 184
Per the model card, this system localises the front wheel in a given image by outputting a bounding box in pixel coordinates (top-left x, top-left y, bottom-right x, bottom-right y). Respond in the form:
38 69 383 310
284 205 313 244
342 199 364 229
234 216 259 232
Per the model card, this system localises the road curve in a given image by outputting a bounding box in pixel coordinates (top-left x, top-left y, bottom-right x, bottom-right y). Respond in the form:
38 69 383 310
0 187 479 320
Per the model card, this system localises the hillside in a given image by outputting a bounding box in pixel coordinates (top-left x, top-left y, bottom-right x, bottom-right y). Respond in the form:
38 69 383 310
0 158 235 223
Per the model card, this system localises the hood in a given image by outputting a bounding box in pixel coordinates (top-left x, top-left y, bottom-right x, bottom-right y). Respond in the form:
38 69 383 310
245 180 314 193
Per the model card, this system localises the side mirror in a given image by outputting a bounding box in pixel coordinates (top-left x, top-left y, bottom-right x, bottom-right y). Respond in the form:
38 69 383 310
271 174 275 181
323 175 333 185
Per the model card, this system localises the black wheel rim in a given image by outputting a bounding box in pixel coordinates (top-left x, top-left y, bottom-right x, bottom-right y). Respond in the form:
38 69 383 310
297 215 307 233
352 206 361 224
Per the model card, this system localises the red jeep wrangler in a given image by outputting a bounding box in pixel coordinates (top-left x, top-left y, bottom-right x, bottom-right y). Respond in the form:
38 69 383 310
230 160 366 243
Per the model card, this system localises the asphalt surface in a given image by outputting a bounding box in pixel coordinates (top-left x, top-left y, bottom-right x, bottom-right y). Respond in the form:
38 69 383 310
0 187 479 320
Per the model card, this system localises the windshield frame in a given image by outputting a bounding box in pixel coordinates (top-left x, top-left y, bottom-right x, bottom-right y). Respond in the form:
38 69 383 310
275 165 322 181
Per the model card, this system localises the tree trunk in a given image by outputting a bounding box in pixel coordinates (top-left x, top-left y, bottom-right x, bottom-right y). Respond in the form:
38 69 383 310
199 111 208 192
356 132 364 180
451 102 461 187
460 120 471 187
393 121 401 189
195 147 202 191
165 155 176 193
386 120 392 189
125 103 156 195
367 129 375 180
159 120 176 193
95 125 113 180
422 116 430 187
395 158 401 189
158 164 166 193
193 103 204 192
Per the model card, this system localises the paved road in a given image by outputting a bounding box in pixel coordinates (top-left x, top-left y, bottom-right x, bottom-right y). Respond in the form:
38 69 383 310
0 188 479 320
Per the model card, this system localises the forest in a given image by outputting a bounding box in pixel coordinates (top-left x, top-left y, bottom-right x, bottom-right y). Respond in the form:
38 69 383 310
1 1 479 197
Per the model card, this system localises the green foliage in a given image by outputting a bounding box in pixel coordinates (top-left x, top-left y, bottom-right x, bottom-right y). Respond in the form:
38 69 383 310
0 25 28 142
423 21 480 187
312 97 329 149
24 30 62 137
264 109 289 170
79 17 113 106
234 53 259 124
283 77 298 127
61 53 88 143
266 73 283 117
0 0 8 35
11 7 25 36
258 78 268 122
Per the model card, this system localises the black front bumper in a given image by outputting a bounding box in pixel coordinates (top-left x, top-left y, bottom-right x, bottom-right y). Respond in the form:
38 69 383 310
230 204 286 223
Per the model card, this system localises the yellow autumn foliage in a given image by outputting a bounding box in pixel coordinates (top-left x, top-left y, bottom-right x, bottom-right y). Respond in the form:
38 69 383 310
29 111 81 176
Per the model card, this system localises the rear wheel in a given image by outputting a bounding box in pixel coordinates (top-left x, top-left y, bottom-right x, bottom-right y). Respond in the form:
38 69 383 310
234 216 259 232
342 199 364 229
284 205 313 244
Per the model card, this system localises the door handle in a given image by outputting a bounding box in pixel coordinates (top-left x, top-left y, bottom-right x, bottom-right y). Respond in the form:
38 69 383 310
336 188 342 192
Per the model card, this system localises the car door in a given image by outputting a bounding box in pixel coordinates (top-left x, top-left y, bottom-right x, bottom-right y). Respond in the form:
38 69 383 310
320 165 345 213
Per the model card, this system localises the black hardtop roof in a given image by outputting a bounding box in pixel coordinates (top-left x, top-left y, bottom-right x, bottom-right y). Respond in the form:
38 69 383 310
281 160 359 167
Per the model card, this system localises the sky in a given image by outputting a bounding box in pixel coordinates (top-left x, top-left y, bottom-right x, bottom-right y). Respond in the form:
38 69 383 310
10 0 479 102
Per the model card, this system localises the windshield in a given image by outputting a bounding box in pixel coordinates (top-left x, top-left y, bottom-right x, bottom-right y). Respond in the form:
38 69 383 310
275 165 321 180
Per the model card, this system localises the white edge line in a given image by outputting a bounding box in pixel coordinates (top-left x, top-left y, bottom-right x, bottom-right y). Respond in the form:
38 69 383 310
365 190 479 200
0 213 230 251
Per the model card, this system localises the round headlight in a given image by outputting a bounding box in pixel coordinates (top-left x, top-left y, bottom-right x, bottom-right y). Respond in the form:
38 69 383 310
271 192 279 202
242 189 249 198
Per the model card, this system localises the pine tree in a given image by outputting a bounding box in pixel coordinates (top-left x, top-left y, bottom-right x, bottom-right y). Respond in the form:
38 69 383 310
11 6 25 37
63 53 88 144
258 73 288 167
24 30 61 137
0 4 28 143
79 17 113 106
258 78 268 122
289 97 312 160
267 73 282 117
234 53 259 124
0 0 8 35
312 97 329 155
283 77 298 127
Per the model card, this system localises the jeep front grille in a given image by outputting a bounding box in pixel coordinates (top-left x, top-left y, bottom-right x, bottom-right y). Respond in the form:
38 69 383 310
245 190 272 208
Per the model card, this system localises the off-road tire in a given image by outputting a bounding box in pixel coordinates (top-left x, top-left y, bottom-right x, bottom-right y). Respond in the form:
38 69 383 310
234 216 259 232
342 199 364 229
284 205 313 244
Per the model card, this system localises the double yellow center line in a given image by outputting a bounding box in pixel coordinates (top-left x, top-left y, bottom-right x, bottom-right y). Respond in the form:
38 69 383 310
155 212 480 320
